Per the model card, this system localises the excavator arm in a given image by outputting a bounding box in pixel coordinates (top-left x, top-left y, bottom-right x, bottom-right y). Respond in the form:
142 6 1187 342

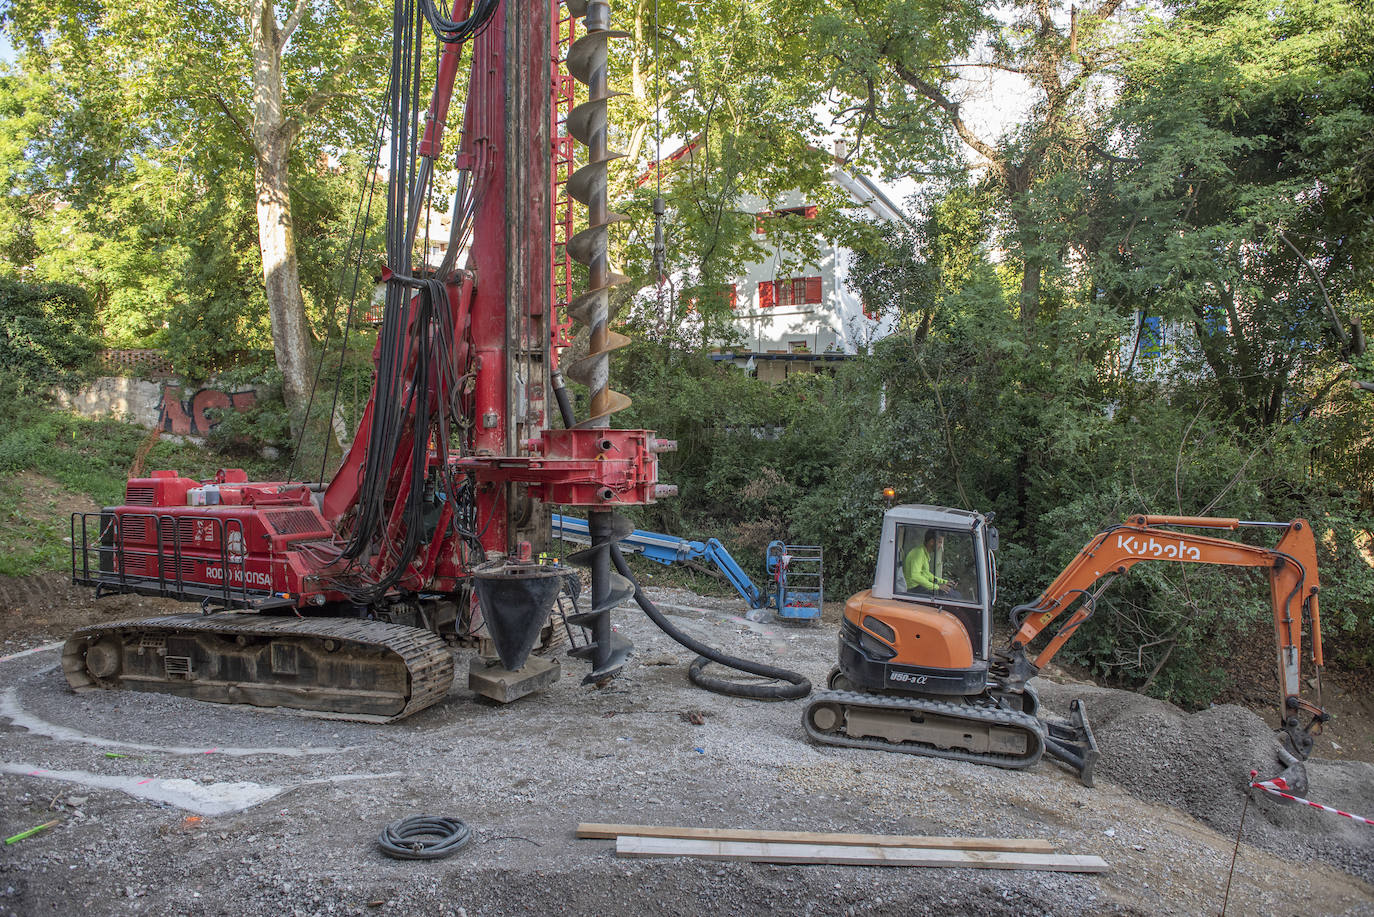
999 514 1329 757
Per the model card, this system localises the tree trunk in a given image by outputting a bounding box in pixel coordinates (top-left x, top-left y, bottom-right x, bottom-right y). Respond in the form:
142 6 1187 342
1018 256 1041 331
1008 168 1041 334
249 0 314 420
255 149 313 414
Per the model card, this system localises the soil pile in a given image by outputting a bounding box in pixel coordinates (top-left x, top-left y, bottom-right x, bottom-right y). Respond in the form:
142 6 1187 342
1040 680 1374 883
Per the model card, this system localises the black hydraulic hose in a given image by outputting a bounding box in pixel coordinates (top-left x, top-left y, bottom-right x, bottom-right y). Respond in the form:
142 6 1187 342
547 370 805 698
550 368 576 430
377 815 472 860
610 543 811 700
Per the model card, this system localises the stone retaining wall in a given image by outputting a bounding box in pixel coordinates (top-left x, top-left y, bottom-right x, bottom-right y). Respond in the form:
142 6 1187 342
55 377 260 437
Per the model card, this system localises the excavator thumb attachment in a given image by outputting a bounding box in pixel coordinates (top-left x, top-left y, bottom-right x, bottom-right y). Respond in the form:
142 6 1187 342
1040 698 1101 787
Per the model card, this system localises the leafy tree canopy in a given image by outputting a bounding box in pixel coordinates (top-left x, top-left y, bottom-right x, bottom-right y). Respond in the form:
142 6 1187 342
0 0 390 379
1096 0 1373 428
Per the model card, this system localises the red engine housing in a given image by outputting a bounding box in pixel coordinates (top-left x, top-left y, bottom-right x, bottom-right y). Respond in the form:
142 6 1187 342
75 470 340 609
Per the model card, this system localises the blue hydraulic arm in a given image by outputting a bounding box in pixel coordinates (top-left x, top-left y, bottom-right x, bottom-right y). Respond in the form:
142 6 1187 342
703 539 766 609
551 513 703 564
551 514 768 609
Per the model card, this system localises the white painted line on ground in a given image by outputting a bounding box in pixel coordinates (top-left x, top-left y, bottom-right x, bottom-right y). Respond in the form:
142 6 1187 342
0 641 63 663
1 761 286 815
0 689 354 757
1 763 404 815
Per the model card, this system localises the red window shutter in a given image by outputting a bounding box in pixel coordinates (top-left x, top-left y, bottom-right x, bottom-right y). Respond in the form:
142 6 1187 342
758 280 775 309
804 205 818 219
805 277 822 304
728 284 738 310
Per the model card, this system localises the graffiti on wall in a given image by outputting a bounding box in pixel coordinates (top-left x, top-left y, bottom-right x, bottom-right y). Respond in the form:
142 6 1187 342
159 385 258 436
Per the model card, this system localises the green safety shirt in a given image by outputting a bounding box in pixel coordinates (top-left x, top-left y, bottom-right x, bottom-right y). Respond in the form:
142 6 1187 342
903 544 945 591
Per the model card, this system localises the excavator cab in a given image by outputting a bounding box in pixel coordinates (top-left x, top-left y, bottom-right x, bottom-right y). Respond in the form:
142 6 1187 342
894 524 983 607
838 506 999 695
891 523 987 666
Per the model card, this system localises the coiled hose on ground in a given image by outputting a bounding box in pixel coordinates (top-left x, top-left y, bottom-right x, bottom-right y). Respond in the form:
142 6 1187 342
376 815 472 860
610 543 811 700
550 372 809 700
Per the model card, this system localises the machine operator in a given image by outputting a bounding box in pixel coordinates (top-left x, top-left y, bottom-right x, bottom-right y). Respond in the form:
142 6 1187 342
903 530 951 594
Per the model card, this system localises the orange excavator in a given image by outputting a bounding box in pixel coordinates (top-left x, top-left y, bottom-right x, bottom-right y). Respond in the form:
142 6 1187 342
803 506 1330 786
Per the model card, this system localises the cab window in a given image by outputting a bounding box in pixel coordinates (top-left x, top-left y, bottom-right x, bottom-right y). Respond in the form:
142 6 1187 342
894 525 979 603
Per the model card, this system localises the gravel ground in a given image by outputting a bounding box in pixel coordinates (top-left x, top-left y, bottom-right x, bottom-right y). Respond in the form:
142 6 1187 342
1 586 1370 916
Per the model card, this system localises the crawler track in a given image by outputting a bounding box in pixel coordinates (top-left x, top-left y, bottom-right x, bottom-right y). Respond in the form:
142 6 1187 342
62 613 454 722
803 689 1046 770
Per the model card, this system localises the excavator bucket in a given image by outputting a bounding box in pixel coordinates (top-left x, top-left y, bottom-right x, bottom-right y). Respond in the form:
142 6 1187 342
1041 698 1101 787
1259 743 1309 797
472 563 565 671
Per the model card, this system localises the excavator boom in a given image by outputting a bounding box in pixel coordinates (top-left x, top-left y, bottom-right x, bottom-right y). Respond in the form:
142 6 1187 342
1002 514 1328 756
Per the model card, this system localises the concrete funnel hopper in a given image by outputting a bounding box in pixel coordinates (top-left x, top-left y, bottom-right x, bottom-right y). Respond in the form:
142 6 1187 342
472 562 564 671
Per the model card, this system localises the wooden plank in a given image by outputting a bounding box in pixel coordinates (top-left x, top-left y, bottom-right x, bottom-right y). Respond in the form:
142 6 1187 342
614 836 1109 873
576 823 1055 853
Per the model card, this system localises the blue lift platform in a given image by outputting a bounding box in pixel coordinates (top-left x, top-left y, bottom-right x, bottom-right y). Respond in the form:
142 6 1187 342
551 514 823 623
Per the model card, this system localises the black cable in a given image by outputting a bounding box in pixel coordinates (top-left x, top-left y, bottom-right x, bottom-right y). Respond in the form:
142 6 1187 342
336 0 437 594
609 543 811 700
284 6 398 485
544 370 807 700
283 244 344 483
420 0 497 42
318 103 389 483
377 815 471 860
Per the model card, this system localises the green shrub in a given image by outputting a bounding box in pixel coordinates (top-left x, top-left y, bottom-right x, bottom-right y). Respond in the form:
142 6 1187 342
614 331 1374 705
0 278 99 391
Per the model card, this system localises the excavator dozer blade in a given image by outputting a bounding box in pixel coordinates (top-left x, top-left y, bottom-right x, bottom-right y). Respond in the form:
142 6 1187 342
1041 698 1101 787
1256 742 1309 797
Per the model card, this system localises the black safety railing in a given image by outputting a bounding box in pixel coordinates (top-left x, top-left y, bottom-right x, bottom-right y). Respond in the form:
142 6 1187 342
70 511 288 611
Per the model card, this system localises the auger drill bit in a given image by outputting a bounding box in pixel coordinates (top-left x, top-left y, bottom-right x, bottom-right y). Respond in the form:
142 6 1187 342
566 513 636 683
563 0 635 683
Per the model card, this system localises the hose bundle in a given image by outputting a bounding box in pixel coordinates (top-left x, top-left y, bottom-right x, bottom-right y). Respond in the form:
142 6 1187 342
610 544 811 700
330 0 490 603
377 815 472 860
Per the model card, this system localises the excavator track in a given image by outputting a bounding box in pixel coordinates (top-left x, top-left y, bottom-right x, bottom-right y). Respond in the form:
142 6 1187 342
803 689 1046 770
62 613 454 723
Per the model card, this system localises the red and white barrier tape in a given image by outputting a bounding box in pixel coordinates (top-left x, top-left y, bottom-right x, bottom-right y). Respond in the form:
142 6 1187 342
1248 771 1373 827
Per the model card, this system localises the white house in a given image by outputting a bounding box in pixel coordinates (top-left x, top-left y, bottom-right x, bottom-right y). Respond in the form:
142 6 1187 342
714 154 907 382
641 143 908 382
375 150 910 385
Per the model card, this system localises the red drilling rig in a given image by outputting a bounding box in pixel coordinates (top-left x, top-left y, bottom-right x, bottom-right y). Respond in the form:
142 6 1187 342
63 0 692 720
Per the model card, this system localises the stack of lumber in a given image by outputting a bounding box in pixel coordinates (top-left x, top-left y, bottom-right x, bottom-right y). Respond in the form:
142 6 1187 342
576 823 1109 873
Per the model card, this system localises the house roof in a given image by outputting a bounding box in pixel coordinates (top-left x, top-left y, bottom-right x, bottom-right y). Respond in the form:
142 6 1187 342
635 138 908 225
832 166 906 225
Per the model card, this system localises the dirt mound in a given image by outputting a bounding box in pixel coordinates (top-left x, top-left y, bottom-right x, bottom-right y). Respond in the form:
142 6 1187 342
1038 680 1374 883
0 572 187 646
